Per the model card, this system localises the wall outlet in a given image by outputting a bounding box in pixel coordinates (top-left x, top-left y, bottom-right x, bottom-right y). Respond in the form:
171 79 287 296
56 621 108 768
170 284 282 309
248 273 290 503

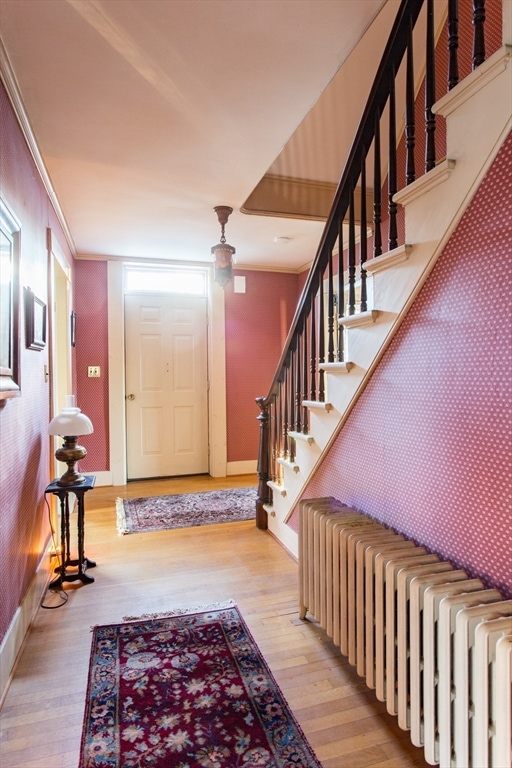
88 366 101 378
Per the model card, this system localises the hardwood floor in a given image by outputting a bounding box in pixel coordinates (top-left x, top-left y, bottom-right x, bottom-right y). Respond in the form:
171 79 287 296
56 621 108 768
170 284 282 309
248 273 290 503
0 474 428 767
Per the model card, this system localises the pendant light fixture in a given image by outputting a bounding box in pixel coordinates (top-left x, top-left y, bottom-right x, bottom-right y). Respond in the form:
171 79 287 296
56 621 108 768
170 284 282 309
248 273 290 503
211 205 235 288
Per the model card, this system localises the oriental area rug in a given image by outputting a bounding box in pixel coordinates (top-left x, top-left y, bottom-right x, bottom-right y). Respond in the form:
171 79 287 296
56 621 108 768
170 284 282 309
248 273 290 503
116 487 257 534
79 603 322 768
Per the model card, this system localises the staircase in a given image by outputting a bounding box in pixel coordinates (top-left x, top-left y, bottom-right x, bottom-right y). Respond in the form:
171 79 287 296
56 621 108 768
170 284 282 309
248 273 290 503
256 0 511 558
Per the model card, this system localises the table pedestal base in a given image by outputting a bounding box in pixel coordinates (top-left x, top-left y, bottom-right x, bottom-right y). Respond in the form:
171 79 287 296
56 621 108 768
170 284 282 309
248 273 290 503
45 476 97 588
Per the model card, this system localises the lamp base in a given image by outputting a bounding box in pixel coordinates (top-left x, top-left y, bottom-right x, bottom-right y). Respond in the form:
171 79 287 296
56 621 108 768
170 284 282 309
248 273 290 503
55 438 87 486
55 470 87 487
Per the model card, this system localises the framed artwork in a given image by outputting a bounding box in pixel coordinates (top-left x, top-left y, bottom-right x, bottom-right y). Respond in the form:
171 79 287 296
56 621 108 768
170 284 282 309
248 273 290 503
70 311 77 347
25 287 46 351
0 198 21 398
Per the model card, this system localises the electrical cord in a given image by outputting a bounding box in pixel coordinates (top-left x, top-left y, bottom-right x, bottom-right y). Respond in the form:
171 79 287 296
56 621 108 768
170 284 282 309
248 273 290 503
40 493 68 609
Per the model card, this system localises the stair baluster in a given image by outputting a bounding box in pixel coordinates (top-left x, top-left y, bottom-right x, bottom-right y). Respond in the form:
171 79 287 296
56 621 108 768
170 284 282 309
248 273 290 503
425 0 437 172
406 17 417 183
327 251 335 362
310 294 317 401
373 114 383 259
360 157 368 314
388 73 399 251
318 277 325 402
348 192 357 315
338 220 345 360
472 0 486 68
448 0 460 89
295 338 302 435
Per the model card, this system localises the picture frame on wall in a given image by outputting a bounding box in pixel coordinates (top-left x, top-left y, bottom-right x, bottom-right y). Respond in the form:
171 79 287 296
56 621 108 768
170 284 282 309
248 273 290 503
70 311 76 347
25 287 46 351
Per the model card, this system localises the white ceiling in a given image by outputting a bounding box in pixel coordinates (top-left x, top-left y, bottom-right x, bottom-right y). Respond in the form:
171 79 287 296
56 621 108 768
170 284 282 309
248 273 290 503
0 0 392 271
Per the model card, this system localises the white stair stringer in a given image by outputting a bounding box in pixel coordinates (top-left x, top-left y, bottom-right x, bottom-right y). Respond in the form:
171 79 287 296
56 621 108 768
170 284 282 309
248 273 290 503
265 45 512 559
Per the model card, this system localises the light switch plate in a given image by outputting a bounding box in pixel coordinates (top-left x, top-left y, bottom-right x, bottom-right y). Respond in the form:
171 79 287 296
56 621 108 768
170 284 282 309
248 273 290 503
234 276 246 293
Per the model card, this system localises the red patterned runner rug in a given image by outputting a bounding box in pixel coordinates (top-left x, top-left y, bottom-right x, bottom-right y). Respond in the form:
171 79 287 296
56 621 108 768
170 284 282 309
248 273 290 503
79 603 322 768
116 487 257 534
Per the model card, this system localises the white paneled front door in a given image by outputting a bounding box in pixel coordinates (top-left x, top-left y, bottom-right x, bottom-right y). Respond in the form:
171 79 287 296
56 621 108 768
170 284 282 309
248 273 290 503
125 293 208 479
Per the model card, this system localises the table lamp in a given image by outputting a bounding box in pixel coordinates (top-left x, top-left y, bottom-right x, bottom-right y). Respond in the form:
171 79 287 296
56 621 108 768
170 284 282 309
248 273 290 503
48 396 94 486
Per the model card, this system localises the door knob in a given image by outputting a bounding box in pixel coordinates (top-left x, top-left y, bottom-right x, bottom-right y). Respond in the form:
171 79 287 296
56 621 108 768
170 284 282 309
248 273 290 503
126 394 135 400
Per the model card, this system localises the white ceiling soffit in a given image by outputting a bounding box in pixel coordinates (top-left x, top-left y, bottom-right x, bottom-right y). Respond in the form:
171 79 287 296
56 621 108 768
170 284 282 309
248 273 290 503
0 0 388 271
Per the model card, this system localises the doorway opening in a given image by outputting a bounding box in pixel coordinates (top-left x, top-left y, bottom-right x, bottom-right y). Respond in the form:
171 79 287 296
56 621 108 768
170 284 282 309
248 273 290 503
107 262 227 485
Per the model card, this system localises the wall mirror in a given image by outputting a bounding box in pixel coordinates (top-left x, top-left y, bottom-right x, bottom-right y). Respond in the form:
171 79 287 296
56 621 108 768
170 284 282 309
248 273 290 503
0 198 21 399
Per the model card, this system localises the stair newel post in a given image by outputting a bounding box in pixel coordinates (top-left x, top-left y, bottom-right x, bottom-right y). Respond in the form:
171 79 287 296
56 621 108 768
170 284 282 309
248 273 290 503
388 73 398 251
337 219 345 360
373 113 382 258
318 276 326 402
405 16 416 184
255 396 271 530
425 0 437 172
472 0 485 68
360 157 368 313
348 191 357 315
448 0 459 89
327 250 335 363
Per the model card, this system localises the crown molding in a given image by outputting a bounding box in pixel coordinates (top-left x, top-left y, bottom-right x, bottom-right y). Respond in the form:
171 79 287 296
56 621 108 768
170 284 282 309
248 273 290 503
76 252 307 275
0 39 76 257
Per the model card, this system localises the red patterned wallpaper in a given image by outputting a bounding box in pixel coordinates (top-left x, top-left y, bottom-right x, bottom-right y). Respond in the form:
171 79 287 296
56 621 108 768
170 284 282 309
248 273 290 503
297 131 512 599
0 80 74 642
74 260 110 471
225 269 300 462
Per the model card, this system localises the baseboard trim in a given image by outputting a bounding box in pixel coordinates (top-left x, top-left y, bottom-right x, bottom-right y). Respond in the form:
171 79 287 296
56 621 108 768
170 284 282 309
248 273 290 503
0 550 51 706
226 460 257 476
50 470 112 487
72 468 254 485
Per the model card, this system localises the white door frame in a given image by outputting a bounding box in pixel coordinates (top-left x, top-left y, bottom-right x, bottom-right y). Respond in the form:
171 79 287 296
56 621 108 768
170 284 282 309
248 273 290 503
107 261 227 486
49 232 73 479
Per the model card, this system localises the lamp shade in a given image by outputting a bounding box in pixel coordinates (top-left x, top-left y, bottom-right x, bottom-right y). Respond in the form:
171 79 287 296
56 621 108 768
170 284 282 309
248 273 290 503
48 406 94 437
